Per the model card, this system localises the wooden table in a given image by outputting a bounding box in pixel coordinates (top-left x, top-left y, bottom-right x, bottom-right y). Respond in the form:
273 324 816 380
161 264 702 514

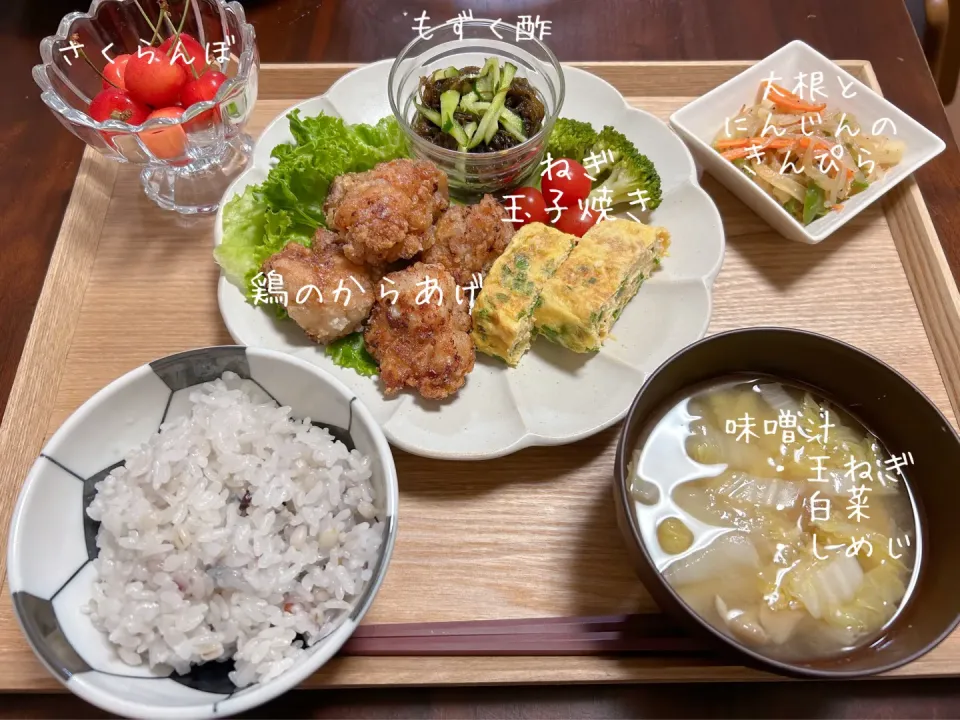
3 0 960 716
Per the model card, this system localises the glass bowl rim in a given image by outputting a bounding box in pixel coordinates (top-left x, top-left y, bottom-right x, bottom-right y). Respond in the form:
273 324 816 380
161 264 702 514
387 17 565 162
32 0 257 134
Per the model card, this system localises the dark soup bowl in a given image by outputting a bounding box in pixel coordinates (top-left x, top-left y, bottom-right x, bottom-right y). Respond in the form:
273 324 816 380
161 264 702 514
613 327 960 678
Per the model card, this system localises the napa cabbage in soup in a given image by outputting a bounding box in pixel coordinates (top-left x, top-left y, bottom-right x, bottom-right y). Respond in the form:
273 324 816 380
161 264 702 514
629 378 918 661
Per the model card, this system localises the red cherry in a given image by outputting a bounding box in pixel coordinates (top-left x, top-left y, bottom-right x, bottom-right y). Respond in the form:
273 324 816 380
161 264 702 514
125 48 188 108
158 33 207 74
88 87 150 148
180 69 227 127
101 54 132 90
88 87 150 124
139 107 187 159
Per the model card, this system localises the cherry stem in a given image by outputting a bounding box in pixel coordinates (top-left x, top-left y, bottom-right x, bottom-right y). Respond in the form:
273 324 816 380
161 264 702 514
167 1 201 79
71 33 121 89
161 1 180 39
148 10 166 46
132 0 160 37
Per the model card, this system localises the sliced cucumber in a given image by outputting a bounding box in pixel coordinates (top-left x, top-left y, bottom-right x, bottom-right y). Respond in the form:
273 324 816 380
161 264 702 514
467 88 507 148
460 92 491 115
498 62 517 91
459 91 480 110
499 117 526 142
499 107 524 134
440 89 460 132
438 89 470 146
484 89 509 144
415 102 442 127
480 57 499 80
447 120 470 147
454 145 468 179
476 58 499 99
475 75 492 100
432 66 461 81
424 59 524 150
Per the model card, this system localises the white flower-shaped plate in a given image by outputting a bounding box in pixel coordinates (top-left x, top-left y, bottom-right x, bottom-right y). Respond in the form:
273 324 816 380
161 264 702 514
215 60 725 460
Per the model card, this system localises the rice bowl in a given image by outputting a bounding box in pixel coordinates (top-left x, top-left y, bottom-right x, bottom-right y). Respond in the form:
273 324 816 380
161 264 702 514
85 372 385 687
8 346 399 718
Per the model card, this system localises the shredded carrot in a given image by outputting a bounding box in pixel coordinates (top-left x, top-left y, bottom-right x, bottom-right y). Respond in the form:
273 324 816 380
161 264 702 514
716 136 794 151
721 146 762 160
761 82 827 113
715 138 751 150
718 135 800 159
717 130 853 184
772 96 827 113
721 148 750 160
795 136 831 152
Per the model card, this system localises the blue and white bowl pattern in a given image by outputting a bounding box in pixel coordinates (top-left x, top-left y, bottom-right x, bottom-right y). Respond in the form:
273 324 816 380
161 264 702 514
7 346 398 719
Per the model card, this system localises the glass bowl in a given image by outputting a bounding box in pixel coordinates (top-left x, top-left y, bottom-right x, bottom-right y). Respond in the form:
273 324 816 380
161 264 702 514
33 0 259 215
388 18 564 199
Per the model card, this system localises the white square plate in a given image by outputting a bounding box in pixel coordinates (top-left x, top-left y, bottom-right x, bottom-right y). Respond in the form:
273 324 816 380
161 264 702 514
669 40 946 243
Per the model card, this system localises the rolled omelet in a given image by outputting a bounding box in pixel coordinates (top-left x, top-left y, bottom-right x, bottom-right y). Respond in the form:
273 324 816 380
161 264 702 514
533 219 670 353
471 222 576 366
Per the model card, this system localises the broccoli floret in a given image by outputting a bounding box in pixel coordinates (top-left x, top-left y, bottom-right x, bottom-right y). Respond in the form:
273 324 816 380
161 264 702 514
546 120 663 211
587 126 662 210
545 118 598 163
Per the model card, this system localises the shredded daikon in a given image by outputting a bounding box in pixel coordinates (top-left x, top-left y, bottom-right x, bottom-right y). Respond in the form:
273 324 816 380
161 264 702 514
711 81 905 224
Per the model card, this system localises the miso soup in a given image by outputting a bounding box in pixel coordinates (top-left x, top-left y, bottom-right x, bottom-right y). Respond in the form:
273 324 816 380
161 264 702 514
628 376 919 662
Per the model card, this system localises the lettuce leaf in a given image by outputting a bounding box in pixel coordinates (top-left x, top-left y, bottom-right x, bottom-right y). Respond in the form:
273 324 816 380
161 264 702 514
215 111 409 301
214 186 268 289
325 332 379 377
261 111 410 228
215 111 407 374
213 188 311 314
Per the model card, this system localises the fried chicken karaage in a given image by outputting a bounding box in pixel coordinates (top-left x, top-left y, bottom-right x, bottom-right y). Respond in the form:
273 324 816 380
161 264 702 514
261 233 375 344
420 194 515 286
364 262 475 399
323 158 449 268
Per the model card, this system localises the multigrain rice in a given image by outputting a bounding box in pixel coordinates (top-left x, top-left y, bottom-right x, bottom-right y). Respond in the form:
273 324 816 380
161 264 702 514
84 372 384 687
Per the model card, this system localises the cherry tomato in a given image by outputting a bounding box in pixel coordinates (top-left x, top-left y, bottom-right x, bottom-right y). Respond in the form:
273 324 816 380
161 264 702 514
540 158 592 205
101 54 132 90
504 187 547 228
552 203 598 237
180 69 227 128
125 48 188 108
139 107 187 159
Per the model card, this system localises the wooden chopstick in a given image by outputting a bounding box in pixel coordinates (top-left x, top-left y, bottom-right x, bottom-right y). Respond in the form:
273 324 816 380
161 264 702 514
339 614 707 656
349 613 670 638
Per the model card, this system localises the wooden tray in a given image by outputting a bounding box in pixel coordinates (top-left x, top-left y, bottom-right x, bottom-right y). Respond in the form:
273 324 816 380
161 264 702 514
1 61 959 691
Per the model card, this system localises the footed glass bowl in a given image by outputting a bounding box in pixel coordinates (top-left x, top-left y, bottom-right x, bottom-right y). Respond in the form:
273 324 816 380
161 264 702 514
389 18 564 198
33 0 259 214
